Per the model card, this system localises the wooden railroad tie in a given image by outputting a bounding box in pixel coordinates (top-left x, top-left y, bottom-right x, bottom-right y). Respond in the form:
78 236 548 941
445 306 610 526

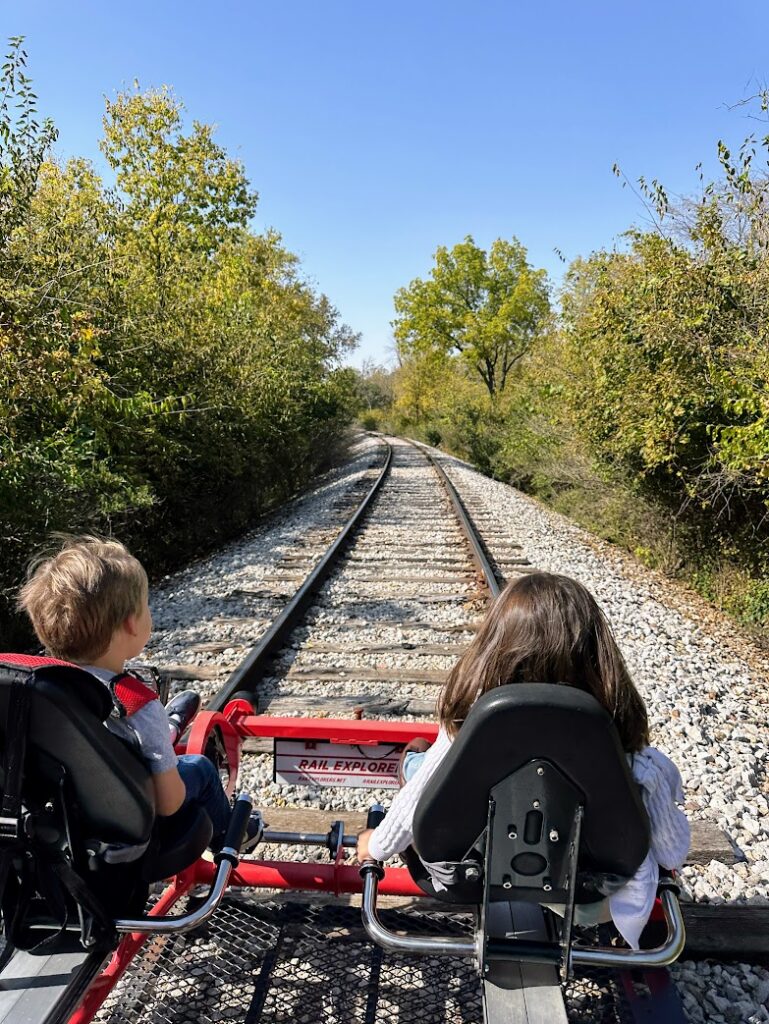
284 665 448 685
258 808 735 865
159 663 229 682
204 614 481 630
302 618 480 633
345 555 488 566
301 642 467 656
261 574 478 585
317 593 487 607
252 692 435 718
159 658 460 685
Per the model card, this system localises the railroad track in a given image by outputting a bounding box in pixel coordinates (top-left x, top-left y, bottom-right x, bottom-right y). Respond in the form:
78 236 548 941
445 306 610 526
96 435 766 1024
207 436 502 715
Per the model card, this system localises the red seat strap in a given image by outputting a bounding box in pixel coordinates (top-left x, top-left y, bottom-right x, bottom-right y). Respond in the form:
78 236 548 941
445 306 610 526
110 673 158 718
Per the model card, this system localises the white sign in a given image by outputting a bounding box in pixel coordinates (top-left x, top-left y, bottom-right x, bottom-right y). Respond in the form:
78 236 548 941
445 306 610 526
274 739 403 789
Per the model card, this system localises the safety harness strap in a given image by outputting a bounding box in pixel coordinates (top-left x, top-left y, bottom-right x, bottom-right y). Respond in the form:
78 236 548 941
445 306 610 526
1 671 31 817
108 671 158 719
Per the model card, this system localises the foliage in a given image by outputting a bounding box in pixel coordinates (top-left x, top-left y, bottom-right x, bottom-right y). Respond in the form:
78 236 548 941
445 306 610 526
561 231 769 523
0 38 57 243
393 236 550 398
557 196 769 621
391 100 769 630
351 360 396 412
0 50 357 646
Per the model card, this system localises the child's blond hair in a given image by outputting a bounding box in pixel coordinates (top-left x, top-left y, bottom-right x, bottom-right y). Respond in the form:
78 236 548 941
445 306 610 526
18 535 148 662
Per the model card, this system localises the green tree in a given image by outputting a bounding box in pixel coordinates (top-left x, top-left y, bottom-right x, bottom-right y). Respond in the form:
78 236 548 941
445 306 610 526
0 45 358 646
0 37 57 248
353 360 396 412
101 87 257 320
392 236 550 398
561 213 769 520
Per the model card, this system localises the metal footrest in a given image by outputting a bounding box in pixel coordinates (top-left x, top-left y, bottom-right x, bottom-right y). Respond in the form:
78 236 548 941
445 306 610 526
93 895 668 1024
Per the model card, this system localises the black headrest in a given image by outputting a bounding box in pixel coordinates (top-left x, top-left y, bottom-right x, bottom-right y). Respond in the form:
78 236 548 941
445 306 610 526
0 656 154 846
412 684 650 879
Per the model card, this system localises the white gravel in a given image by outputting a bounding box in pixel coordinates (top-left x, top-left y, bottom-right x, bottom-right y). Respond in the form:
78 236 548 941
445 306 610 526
434 448 769 906
144 433 384 675
223 438 480 816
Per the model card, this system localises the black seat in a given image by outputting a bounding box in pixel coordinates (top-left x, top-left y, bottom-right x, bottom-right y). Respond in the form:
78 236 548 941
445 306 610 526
409 683 650 904
0 655 212 951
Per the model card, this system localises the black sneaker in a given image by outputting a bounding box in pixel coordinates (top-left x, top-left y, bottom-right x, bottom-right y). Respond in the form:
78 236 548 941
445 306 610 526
240 811 264 855
166 689 201 742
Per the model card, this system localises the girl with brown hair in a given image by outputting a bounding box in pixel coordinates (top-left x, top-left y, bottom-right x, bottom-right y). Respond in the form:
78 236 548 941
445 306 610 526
356 571 689 948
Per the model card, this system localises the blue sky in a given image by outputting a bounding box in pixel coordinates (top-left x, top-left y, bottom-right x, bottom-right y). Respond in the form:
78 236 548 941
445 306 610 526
4 1 769 366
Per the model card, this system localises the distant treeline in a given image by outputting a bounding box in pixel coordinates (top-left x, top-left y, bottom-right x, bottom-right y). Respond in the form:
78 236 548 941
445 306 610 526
0 40 357 646
358 103 769 630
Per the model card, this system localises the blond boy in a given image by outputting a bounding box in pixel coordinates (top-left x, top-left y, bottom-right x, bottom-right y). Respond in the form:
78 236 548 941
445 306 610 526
18 536 258 850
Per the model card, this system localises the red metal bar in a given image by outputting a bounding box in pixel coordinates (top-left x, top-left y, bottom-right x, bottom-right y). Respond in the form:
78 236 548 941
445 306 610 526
70 856 424 1022
238 715 439 746
185 710 242 796
193 857 424 897
223 697 255 729
68 869 197 1024
67 709 438 1021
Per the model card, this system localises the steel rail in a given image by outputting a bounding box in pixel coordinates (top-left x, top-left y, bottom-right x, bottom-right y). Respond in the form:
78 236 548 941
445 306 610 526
403 437 501 599
208 438 393 711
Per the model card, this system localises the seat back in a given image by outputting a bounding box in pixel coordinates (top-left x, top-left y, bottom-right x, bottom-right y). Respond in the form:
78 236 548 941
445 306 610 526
412 684 649 886
0 656 154 846
0 656 219 954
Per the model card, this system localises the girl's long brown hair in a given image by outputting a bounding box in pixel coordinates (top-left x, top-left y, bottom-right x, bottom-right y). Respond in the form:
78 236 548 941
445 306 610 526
437 572 649 752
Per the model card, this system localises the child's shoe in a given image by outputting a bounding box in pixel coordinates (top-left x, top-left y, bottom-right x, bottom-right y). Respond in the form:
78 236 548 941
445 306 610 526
166 690 201 742
397 738 431 785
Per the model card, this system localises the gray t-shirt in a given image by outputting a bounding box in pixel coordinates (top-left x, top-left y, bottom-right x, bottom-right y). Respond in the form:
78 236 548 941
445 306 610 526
83 665 178 775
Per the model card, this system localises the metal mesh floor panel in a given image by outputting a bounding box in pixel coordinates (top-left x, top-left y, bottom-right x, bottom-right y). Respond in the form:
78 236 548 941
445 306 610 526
93 895 641 1024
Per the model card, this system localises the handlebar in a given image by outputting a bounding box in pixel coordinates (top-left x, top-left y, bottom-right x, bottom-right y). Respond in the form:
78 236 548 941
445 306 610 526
366 804 386 830
215 793 254 865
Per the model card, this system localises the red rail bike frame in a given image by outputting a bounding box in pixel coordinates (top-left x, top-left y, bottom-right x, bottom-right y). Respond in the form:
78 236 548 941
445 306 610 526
66 703 673 1023
68 705 434 1023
